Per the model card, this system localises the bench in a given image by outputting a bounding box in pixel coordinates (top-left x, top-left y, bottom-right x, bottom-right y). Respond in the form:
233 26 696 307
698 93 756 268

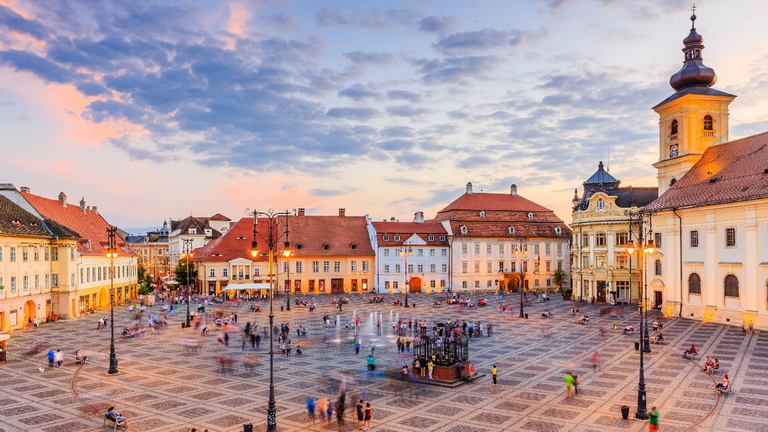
103 414 127 430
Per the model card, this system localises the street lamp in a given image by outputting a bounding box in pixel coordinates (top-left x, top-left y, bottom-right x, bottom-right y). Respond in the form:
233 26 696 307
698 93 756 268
513 240 527 318
105 226 119 374
248 208 291 432
397 246 413 307
625 210 655 420
283 242 293 311
181 238 194 328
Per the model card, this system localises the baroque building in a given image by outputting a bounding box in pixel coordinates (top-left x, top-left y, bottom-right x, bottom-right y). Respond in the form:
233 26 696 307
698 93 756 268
125 221 171 282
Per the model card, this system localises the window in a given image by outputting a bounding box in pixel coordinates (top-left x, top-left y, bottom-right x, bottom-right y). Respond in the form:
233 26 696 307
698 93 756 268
655 260 662 276
724 274 739 297
474 244 480 254
670 119 679 136
431 280 436 288
45 274 49 288
654 232 662 249
545 243 551 255
80 269 84 283
581 255 589 268
430 249 435 256
70 248 74 261
44 247 49 261
462 281 467 288
689 273 702 295
487 280 493 287
209 268 215 277
557 260 563 271
486 262 492 273
510 262 516 272
725 228 736 247
557 243 562 254
283 262 289 273
428 235 435 241
51 247 58 261
441 249 447 256
383 235 390 241
546 261 551 272
690 230 699 247
597 198 604 210
703 115 713 130
393 281 398 289
508 226 515 234
441 264 447 272
417 264 424 273
313 261 319 272
554 226 562 234
595 255 606 269
461 244 468 254
383 249 389 257
616 280 630 298
296 261 303 273
22 247 28 261
395 264 401 273
582 234 589 247
527 212 534 219
35 274 39 289
0 247 2 261
595 233 606 247
439 235 446 241
11 276 16 292
384 265 390 273
384 281 390 290
430 264 436 272
362 261 369 271
440 280 446 288
394 235 400 241
23 275 28 290
351 261 357 271
323 261 330 272
616 255 628 269
486 244 492 255
333 261 340 272
10 247 16 262
474 262 480 273
534 245 540 254
498 261 504 272
417 249 423 256
222 268 229 277
616 232 628 246
522 262 528 272
460 225 468 234
479 211 485 218
462 262 468 273
408 264 414 273
52 274 59 287
475 281 480 288
499 244 504 254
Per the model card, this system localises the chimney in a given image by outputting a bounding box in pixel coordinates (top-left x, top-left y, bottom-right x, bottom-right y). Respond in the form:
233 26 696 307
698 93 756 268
466 182 473 194
298 208 305 216
390 217 396 222
339 208 345 217
58 192 67 206
510 184 518 196
91 206 97 212
413 211 425 223
80 197 86 212
20 186 30 193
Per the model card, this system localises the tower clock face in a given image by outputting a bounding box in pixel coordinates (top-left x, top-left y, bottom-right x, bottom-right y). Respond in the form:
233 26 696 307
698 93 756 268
669 144 679 158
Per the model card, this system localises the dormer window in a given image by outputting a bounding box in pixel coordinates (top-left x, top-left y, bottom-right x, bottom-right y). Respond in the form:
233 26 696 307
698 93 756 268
596 198 605 210
508 226 515 234
703 115 713 131
350 242 357 249
479 211 485 218
382 235 390 241
527 212 534 219
189 228 196 234
427 235 435 241
670 119 679 137
460 225 468 234
554 227 562 234
322 243 329 250
439 235 446 241
393 235 400 241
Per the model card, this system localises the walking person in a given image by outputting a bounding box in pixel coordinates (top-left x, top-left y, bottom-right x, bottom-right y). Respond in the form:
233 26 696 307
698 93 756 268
491 365 497 386
306 396 316 424
356 399 365 430
47 349 55 368
648 406 660 431
54 349 63 367
363 402 372 431
592 352 601 373
427 359 434 380
565 371 576 398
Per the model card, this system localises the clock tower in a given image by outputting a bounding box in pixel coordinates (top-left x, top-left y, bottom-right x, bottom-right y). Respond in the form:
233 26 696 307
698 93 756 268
652 12 736 195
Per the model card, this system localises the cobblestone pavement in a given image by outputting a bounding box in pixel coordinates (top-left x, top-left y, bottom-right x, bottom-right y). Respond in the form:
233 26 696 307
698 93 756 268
1 293 767 432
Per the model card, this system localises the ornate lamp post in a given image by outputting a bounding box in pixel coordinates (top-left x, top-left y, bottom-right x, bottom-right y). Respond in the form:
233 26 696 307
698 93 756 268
397 246 413 306
284 240 293 311
181 238 194 328
106 226 119 374
248 209 291 432
513 239 527 318
626 210 655 420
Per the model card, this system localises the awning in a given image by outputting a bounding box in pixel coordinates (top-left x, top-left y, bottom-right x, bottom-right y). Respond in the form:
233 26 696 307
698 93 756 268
165 281 179 285
223 283 271 291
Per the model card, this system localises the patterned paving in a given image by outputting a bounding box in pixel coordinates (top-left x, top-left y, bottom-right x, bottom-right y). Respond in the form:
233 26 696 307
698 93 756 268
0 293 766 431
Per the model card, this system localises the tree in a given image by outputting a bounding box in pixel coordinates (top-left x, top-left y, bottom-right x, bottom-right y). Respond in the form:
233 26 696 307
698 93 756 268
175 258 197 289
138 280 154 296
552 269 567 293
137 261 148 283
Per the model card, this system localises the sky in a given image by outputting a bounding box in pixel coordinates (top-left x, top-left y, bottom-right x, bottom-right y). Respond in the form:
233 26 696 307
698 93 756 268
2 0 768 233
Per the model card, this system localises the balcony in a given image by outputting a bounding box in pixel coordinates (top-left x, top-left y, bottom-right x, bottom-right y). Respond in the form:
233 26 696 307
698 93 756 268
703 130 714 137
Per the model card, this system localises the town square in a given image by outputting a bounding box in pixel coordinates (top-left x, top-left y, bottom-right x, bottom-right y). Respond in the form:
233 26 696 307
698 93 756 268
2 0 768 431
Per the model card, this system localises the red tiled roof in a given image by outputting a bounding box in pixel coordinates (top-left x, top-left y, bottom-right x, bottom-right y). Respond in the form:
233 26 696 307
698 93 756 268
645 131 768 211
209 213 231 221
448 220 571 239
372 221 448 246
436 193 551 216
194 215 374 262
22 193 137 257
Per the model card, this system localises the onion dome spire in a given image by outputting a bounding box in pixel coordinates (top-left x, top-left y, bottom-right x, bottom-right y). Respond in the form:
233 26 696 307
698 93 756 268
669 8 717 90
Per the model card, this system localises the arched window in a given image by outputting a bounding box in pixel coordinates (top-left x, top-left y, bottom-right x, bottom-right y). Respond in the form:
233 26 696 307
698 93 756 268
688 273 701 295
703 115 713 131
597 198 605 210
654 259 662 276
724 274 739 298
508 226 515 234
670 119 679 136
460 225 468 234
670 178 677 186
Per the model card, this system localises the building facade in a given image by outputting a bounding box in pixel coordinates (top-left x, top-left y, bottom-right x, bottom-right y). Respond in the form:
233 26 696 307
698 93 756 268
0 184 79 330
435 183 571 292
168 214 230 267
643 13 768 329
372 213 450 294
126 221 171 281
570 162 658 303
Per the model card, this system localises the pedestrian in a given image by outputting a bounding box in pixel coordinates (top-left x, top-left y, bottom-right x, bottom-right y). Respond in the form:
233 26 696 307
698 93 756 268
487 323 492 337
491 365 497 386
592 352 601 372
47 349 55 368
428 360 434 380
223 332 229 347
565 371 575 398
355 339 361 355
648 406 660 431
241 333 248 351
571 371 579 395
335 395 345 426
356 399 365 429
54 349 63 367
749 321 754 335
255 333 261 349
363 402 372 431
306 396 316 424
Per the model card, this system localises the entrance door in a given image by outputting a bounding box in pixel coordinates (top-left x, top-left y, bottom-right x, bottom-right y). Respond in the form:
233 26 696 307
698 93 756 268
524 279 529 291
409 277 421 293
597 281 607 303
654 291 663 309
331 279 344 293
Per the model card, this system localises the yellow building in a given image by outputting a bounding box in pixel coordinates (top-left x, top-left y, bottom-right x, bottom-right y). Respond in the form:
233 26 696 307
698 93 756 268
643 13 768 329
126 221 171 281
0 184 79 330
570 164 657 303
195 209 375 296
22 188 139 314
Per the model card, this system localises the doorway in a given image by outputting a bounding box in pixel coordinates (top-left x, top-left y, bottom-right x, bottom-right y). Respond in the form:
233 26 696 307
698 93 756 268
654 291 663 309
409 277 421 293
597 281 607 303
331 279 344 293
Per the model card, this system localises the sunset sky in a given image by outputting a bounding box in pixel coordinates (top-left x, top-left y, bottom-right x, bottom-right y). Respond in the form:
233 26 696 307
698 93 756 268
2 0 768 232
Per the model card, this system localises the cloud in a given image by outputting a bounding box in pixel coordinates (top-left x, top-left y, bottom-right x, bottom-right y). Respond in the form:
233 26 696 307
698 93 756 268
387 90 421 102
343 51 394 65
433 27 548 55
326 107 379 120
316 5 419 30
386 105 428 117
458 155 494 169
416 55 499 85
380 126 416 138
0 50 76 83
339 85 382 101
417 16 457 34
310 188 347 197
0 5 50 39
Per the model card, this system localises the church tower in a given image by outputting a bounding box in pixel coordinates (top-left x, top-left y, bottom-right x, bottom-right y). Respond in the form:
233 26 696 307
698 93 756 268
652 11 736 195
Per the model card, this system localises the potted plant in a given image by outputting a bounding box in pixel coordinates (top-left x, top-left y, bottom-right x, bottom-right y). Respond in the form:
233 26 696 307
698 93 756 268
562 289 573 301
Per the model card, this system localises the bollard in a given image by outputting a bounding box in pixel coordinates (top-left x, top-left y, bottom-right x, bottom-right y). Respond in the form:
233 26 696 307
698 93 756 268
243 422 253 432
524 313 528 319
634 341 640 351
621 405 630 419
